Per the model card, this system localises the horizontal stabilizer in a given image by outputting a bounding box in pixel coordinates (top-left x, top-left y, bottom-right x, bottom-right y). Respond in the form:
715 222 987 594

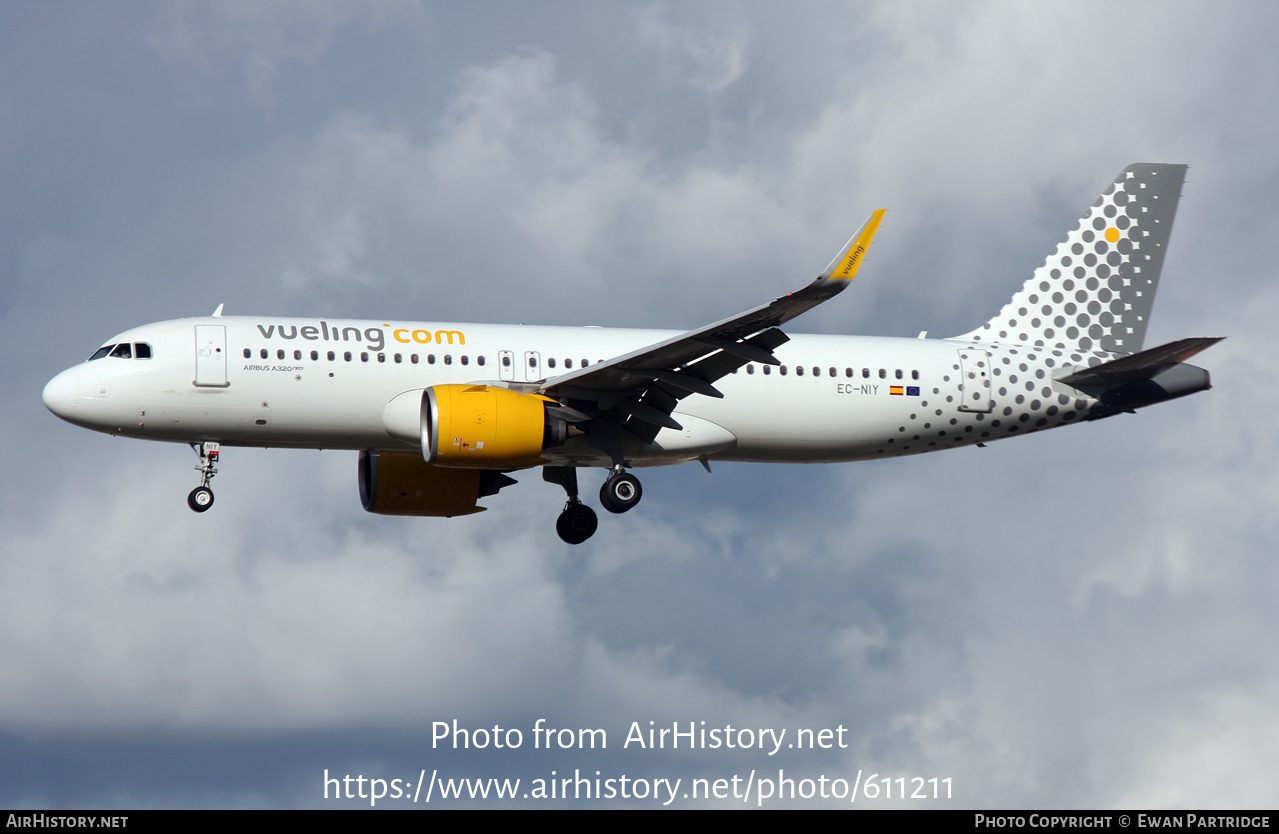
1057 337 1222 418
1057 337 1223 388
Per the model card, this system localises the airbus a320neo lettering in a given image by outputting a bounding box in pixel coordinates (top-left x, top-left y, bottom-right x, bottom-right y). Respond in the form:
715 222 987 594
44 164 1220 543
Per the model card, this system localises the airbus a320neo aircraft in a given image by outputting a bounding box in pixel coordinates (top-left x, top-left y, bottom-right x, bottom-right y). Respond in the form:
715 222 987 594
44 164 1220 543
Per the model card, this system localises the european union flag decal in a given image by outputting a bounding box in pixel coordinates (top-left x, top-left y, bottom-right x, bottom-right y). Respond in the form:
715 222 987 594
906 386 920 396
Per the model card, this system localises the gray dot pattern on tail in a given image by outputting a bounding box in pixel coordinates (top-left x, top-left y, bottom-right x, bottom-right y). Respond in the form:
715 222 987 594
955 163 1187 356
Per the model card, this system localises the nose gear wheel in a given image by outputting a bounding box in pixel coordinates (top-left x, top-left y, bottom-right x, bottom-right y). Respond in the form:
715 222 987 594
188 486 214 512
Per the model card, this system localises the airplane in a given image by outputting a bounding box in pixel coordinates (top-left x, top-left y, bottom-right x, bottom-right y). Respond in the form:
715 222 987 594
43 163 1221 544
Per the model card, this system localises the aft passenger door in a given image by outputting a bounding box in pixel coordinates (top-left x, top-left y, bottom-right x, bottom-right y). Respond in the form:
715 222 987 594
194 325 230 388
957 348 992 412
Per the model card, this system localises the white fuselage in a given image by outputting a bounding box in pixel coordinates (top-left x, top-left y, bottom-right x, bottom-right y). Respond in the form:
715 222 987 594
42 315 1101 469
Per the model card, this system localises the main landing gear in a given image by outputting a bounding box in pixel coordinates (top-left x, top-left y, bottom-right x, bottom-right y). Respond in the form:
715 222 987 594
188 441 219 513
544 466 597 544
599 468 642 514
556 502 598 545
544 465 643 544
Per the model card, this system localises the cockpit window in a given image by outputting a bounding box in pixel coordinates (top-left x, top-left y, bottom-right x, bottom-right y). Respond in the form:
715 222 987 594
88 345 114 361
109 343 133 359
134 343 152 359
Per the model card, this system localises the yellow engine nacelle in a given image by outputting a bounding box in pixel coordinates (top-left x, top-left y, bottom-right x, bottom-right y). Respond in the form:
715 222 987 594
423 384 563 469
358 450 515 517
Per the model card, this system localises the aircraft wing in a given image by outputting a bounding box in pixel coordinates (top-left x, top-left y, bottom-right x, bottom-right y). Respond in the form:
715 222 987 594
541 210 886 441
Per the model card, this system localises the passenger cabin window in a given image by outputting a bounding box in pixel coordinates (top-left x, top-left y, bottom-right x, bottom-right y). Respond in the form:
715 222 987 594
477 355 485 366
109 343 132 359
243 348 251 359
311 350 319 361
89 345 113 361
293 350 301 360
260 349 268 359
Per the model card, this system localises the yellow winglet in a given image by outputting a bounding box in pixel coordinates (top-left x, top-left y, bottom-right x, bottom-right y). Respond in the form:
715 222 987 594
821 209 886 281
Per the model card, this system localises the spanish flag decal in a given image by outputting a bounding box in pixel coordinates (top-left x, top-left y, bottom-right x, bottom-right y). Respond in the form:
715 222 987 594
890 385 904 395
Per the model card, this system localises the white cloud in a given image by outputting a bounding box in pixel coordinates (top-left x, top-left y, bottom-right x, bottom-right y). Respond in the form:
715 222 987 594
262 50 803 323
635 4 752 93
1112 685 1279 810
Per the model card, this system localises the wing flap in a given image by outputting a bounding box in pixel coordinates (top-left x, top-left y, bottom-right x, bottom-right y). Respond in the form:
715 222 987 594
627 368 724 398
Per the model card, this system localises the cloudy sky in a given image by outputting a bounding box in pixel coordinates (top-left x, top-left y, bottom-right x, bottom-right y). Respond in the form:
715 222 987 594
3 1 1276 809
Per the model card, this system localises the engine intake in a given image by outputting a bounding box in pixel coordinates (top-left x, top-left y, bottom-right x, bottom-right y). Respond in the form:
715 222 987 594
424 384 566 469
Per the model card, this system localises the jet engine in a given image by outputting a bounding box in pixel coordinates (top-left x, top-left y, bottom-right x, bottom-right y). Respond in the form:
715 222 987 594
423 384 567 469
358 450 516 517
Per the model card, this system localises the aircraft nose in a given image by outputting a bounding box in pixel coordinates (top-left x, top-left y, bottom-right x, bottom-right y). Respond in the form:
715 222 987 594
42 367 80 421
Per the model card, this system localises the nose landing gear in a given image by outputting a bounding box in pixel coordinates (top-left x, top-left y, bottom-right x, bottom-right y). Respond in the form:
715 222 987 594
188 441 219 513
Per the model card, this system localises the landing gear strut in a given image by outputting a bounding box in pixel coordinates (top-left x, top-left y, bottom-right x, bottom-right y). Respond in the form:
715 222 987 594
600 468 642 514
544 466 598 545
188 441 219 513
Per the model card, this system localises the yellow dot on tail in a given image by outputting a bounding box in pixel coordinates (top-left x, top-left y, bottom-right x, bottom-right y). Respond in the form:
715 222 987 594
1105 227 1120 243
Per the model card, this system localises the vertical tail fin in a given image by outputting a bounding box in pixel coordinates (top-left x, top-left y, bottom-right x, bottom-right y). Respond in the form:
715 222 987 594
953 163 1187 354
